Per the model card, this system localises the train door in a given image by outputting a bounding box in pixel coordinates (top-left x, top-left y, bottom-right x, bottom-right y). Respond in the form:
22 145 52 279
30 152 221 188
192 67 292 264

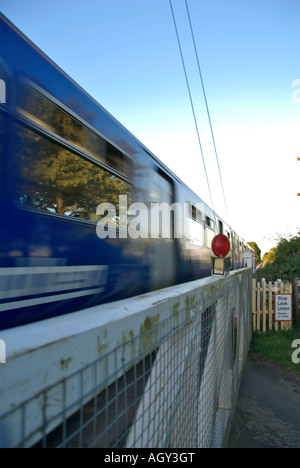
231 232 237 269
224 224 233 270
149 169 177 290
218 219 223 234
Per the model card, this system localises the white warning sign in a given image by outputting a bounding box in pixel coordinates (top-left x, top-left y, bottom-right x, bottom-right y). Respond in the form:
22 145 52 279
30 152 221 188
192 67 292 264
275 294 293 322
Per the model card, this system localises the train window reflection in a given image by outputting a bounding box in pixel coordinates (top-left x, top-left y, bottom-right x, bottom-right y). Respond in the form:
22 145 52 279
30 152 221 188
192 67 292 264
17 84 130 176
14 124 131 222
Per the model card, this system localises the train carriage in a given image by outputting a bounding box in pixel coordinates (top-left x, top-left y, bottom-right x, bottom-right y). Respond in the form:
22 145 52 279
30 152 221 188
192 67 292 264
0 14 252 329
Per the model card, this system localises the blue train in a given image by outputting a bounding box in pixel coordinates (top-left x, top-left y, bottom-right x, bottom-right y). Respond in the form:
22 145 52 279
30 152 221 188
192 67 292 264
0 14 252 329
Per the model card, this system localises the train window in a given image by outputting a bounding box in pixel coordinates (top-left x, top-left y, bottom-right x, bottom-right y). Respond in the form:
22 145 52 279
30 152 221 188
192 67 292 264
149 171 173 203
189 204 203 223
17 84 130 177
13 123 132 221
206 216 214 230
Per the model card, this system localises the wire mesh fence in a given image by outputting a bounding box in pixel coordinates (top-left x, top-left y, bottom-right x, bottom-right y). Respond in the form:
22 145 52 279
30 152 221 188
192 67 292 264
0 269 252 448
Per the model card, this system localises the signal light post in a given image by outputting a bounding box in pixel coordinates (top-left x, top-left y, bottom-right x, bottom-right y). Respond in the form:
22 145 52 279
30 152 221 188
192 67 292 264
211 234 231 276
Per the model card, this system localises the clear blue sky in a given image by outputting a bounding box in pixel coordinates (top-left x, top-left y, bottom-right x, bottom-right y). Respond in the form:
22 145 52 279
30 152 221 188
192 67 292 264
1 0 300 253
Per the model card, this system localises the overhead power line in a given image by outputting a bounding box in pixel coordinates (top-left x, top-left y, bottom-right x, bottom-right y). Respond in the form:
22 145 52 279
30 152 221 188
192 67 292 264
184 0 230 223
169 0 230 224
169 0 215 216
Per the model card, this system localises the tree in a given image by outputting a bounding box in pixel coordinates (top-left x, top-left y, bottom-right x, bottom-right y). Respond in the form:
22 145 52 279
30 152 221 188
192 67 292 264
248 242 261 263
261 230 300 278
262 247 277 266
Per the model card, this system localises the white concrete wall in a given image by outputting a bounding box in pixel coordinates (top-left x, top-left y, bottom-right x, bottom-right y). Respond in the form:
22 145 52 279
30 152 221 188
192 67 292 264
0 269 252 448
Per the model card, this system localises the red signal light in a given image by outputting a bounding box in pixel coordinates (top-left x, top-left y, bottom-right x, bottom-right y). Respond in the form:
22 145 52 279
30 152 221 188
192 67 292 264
212 234 230 258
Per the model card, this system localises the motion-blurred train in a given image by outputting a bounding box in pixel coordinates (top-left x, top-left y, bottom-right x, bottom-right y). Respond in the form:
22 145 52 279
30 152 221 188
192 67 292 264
0 14 253 329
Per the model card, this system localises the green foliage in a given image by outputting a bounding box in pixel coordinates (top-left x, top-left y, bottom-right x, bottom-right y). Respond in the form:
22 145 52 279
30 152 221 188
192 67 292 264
261 230 300 279
251 323 300 377
248 242 261 263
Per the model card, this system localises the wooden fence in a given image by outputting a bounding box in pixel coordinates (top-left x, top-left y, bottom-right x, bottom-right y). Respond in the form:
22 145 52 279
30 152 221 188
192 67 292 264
252 278 293 332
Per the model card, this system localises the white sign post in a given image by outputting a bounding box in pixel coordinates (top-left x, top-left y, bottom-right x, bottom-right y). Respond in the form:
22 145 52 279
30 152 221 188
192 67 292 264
275 294 293 322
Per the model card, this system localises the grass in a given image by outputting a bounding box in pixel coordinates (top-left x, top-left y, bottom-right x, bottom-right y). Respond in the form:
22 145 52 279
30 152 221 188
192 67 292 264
250 322 300 377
